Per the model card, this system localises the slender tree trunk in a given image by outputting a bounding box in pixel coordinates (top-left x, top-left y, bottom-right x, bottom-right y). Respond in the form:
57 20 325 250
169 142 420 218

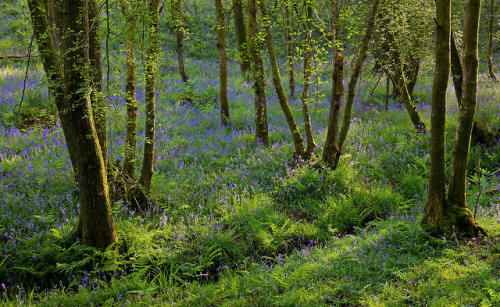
451 29 496 145
215 0 230 126
172 0 189 82
300 1 316 159
421 0 451 233
121 1 138 179
488 0 497 80
233 0 250 74
285 1 295 98
247 0 268 145
322 0 343 169
88 0 108 169
261 0 304 157
447 0 486 237
338 0 380 149
138 0 159 195
28 0 117 249
385 72 390 111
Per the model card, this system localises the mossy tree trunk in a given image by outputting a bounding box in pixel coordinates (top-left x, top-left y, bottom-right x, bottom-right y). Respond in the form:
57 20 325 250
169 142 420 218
338 0 380 149
88 0 108 170
285 1 295 98
247 0 268 145
215 0 230 126
322 0 343 169
300 1 316 159
172 0 189 83
233 0 250 74
421 0 451 234
28 0 117 249
447 0 486 237
488 0 497 80
120 0 139 179
261 0 304 157
138 0 160 197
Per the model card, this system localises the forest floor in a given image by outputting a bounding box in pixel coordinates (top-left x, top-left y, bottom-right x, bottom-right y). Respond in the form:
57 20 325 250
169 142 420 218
0 56 499 306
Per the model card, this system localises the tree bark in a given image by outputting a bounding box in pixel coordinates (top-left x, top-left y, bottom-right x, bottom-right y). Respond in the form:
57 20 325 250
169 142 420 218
447 0 486 237
172 0 190 83
215 0 230 126
28 0 117 249
261 0 304 157
488 0 497 80
88 0 108 169
233 0 250 74
421 0 451 234
300 1 316 159
120 0 139 179
285 1 295 98
138 0 159 195
338 0 380 150
247 0 268 145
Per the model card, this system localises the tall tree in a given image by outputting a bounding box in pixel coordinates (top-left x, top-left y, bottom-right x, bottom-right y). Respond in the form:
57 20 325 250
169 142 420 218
338 0 381 150
421 0 450 233
138 0 160 197
488 0 497 80
120 0 140 179
215 0 230 126
27 0 117 249
247 0 269 145
446 0 486 236
300 0 316 159
233 0 250 74
322 0 344 169
285 0 295 98
261 0 304 157
171 0 190 82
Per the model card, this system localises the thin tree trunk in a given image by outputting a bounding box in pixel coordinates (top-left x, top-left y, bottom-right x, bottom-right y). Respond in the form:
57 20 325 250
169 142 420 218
338 0 380 150
88 0 108 169
385 72 390 111
301 1 316 159
138 0 159 195
247 0 268 145
450 30 463 104
421 0 451 233
121 1 138 179
28 0 117 249
261 0 304 157
488 0 497 80
447 0 486 237
172 0 189 82
215 0 230 126
322 0 343 169
285 1 295 98
233 0 250 73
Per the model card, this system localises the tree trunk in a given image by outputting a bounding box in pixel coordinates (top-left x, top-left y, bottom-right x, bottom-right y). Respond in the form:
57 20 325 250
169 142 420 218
138 0 159 196
300 1 316 159
338 0 380 150
488 0 497 80
172 0 190 82
447 0 486 237
121 1 138 179
88 0 108 169
285 1 295 98
28 0 117 249
233 0 250 74
421 0 451 234
247 0 268 145
261 0 304 157
451 29 497 146
215 0 230 126
322 0 343 169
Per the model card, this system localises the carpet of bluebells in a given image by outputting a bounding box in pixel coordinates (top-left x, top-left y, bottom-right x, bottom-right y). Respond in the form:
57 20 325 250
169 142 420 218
1 1 500 305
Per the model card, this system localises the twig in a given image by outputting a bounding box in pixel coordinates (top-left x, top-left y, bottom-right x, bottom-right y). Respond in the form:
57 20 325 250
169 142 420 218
16 33 35 116
473 149 482 219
